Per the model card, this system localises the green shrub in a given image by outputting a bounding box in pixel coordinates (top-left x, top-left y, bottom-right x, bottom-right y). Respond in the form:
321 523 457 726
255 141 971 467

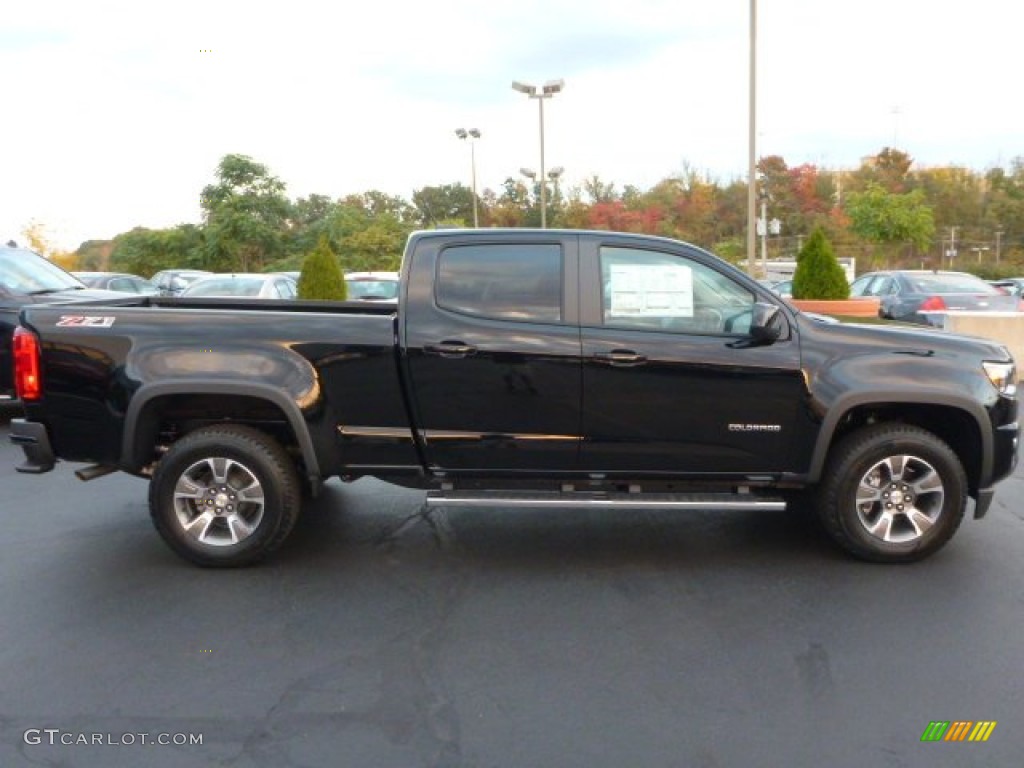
297 235 347 300
792 227 850 300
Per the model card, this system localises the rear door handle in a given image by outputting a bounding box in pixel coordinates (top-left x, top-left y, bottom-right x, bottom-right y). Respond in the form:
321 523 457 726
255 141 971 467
593 349 648 367
424 341 478 359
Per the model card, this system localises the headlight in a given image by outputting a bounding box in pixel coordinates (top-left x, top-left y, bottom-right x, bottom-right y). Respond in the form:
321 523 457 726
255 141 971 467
982 361 1017 395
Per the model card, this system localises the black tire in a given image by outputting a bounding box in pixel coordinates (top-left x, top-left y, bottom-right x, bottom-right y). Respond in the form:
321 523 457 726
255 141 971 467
149 425 301 567
817 423 967 563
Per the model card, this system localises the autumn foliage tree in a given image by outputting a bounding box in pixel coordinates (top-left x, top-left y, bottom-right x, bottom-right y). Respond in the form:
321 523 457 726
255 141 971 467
72 149 1024 279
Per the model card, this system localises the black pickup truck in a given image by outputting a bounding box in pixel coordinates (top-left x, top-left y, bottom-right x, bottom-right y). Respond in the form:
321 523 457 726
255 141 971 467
9 229 1020 566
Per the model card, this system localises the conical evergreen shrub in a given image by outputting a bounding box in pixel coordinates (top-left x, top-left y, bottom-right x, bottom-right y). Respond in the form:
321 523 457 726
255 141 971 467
297 235 347 300
791 227 849 300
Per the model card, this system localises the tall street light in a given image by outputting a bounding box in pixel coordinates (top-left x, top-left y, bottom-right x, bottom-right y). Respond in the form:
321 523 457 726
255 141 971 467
746 0 758 275
455 128 481 227
520 166 565 226
512 79 564 228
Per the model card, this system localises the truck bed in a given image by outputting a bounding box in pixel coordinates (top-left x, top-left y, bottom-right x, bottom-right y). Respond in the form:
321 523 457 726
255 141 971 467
17 298 411 476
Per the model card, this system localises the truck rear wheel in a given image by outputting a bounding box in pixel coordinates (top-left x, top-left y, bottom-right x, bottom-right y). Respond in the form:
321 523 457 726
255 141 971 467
149 425 301 567
817 424 967 563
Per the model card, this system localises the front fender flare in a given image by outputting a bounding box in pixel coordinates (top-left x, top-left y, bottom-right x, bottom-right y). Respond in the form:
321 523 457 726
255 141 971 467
803 391 993 485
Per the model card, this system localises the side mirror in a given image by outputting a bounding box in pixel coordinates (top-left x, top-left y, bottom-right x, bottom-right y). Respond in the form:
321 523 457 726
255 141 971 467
749 302 782 344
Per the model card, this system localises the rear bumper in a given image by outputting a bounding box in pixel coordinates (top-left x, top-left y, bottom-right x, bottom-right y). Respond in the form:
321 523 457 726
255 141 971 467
9 418 55 473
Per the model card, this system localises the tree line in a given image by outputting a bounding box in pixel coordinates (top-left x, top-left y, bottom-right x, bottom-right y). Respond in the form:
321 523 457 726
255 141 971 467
67 148 1024 279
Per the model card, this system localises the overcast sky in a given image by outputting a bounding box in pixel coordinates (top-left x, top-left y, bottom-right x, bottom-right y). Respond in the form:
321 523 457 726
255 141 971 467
3 0 1022 251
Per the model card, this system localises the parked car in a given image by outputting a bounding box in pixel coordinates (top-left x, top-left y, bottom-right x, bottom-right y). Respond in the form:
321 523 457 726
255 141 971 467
989 277 1024 298
1 244 123 400
345 271 400 303
73 271 160 295
849 269 1020 325
150 269 212 296
180 273 297 299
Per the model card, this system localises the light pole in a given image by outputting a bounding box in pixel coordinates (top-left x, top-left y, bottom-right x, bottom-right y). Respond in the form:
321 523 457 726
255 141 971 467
512 79 564 228
454 128 481 227
747 0 758 274
756 191 780 278
758 192 768 276
972 246 990 263
521 166 564 226
996 230 1004 263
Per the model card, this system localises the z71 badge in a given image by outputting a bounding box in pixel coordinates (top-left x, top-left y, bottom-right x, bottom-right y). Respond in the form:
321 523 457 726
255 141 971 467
56 316 116 328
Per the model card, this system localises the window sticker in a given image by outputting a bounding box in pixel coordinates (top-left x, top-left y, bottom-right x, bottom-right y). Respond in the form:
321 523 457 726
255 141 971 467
607 264 694 318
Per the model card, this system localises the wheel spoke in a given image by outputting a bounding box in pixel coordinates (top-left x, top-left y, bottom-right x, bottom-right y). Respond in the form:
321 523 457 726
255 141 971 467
237 478 264 504
865 511 894 542
907 507 936 537
856 479 883 505
173 475 206 500
883 455 909 483
182 510 217 543
227 513 256 544
209 457 230 485
909 467 943 497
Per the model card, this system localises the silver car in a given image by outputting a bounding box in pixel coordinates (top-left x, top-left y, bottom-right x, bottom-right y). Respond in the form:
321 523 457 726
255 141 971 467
850 269 1020 325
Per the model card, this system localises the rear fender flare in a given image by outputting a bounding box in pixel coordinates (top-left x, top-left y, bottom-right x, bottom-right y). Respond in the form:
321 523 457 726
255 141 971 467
120 380 320 481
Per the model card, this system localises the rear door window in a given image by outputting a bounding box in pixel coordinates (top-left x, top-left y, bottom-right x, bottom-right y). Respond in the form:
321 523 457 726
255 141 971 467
436 244 562 323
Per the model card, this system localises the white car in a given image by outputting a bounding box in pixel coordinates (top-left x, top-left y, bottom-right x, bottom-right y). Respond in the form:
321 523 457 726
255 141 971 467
180 273 297 299
345 271 400 303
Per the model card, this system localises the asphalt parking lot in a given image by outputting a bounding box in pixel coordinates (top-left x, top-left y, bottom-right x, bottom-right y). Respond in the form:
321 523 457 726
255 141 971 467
1 406 1023 768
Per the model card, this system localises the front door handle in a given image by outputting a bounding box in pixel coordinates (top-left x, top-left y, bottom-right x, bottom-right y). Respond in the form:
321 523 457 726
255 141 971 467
593 349 648 367
424 341 478 359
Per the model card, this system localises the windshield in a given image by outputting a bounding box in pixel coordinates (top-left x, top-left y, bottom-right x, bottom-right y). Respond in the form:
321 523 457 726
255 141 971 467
346 279 399 300
0 248 84 294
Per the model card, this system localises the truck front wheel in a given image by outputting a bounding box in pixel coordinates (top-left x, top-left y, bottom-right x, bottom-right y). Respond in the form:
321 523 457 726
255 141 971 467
149 425 301 567
817 424 967 563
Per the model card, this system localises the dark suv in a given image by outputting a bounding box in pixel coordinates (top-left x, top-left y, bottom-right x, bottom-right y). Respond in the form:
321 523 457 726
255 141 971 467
0 244 123 401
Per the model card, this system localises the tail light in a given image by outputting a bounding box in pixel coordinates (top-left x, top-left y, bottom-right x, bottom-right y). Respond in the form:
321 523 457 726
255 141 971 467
918 296 947 312
13 326 42 401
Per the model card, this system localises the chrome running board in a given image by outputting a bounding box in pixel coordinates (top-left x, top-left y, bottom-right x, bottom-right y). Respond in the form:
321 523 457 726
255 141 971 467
426 490 786 511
